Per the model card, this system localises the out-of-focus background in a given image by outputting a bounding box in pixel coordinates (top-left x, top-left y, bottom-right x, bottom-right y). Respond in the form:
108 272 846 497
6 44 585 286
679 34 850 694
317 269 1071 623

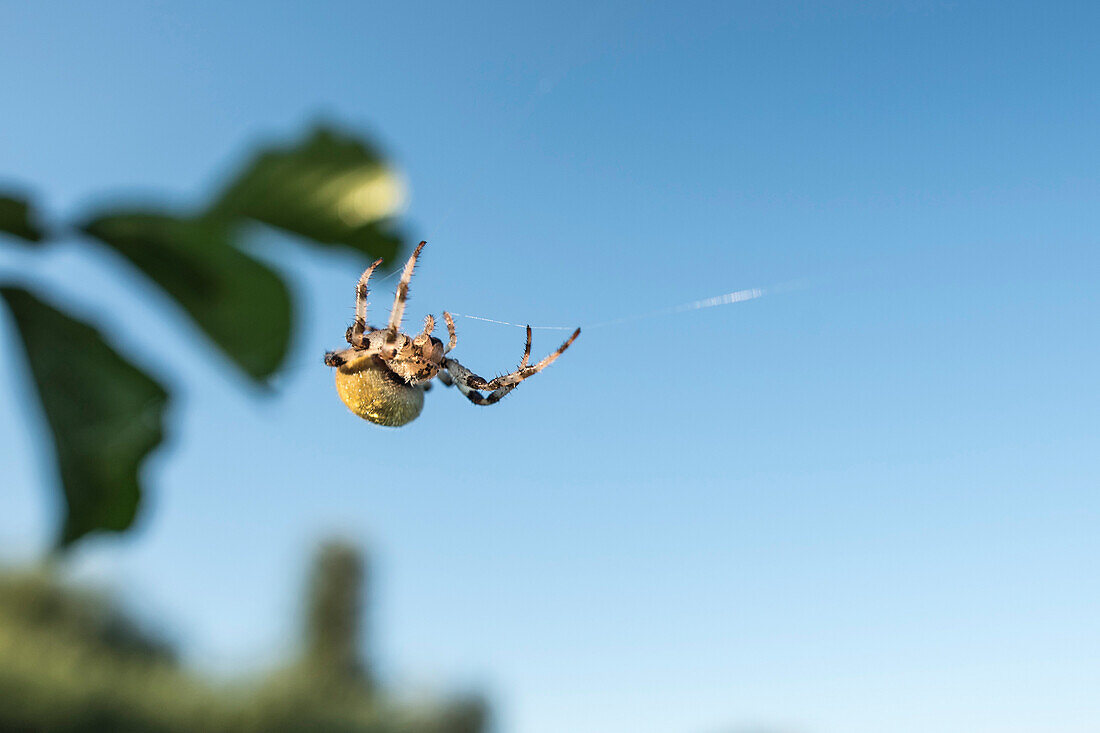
2 2 1099 732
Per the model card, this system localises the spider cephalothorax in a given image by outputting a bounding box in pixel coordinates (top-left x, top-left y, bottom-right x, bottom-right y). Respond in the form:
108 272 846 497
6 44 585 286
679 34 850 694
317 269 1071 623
324 241 580 426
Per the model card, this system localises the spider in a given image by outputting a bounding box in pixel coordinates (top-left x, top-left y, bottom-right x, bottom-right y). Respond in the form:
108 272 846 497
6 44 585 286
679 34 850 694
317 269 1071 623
324 241 580 426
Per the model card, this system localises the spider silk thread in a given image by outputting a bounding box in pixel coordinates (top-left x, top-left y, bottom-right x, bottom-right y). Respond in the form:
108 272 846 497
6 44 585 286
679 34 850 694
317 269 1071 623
450 285 771 332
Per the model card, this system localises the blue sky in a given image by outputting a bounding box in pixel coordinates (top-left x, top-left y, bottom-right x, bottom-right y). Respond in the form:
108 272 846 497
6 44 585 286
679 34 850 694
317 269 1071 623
2 2 1099 732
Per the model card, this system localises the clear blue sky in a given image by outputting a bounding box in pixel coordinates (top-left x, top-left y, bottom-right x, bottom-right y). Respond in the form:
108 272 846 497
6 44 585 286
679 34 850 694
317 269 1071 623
2 2 1099 732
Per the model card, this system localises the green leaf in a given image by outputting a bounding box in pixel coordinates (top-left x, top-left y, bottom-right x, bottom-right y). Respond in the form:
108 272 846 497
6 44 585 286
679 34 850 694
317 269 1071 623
1 286 169 547
80 213 293 382
208 125 405 262
0 194 45 243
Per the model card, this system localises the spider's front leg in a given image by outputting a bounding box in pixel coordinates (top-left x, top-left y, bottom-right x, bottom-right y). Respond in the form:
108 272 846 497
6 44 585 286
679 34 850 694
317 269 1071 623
442 326 580 406
324 346 384 368
386 240 426 334
348 257 384 346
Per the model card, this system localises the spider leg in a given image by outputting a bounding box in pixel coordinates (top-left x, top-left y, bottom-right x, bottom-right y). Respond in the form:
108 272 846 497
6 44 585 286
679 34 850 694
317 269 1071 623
351 257 384 345
324 346 384 368
440 357 517 405
441 327 580 406
519 325 532 368
481 327 576 390
418 314 435 339
387 240 426 334
442 311 457 353
409 314 439 360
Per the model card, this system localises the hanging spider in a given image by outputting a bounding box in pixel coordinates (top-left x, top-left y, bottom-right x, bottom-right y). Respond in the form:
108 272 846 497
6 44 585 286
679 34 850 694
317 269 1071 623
324 241 580 426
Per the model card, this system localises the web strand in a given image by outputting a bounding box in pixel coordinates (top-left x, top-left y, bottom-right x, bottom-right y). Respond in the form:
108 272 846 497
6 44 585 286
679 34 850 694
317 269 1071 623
447 313 575 331
451 284 777 332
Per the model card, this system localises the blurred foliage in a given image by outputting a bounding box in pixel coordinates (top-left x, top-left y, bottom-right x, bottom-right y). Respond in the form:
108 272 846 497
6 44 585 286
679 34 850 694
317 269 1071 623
0 542 486 733
80 213 293 382
0 287 169 546
209 128 404 262
0 193 45 243
0 124 409 548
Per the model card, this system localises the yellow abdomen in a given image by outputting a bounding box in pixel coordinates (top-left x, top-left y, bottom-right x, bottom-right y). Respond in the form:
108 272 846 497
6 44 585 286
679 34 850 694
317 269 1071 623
334 357 424 426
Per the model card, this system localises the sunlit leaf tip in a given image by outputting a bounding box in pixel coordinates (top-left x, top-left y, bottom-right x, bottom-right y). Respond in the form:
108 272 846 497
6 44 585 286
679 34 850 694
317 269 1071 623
207 124 406 263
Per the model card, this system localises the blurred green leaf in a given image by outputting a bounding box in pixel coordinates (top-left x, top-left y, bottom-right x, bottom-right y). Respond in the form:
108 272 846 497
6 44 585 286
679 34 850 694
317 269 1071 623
81 213 293 382
208 126 404 262
0 194 45 243
0 287 168 547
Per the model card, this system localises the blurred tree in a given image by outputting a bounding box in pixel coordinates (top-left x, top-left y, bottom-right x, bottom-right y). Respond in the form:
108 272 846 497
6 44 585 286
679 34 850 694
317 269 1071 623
0 542 487 733
0 125 406 549
302 542 372 691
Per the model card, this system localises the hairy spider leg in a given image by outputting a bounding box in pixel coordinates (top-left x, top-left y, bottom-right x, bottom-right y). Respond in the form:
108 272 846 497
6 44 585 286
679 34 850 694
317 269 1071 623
411 314 438 354
442 327 580 406
419 313 435 339
324 345 384 368
442 311 458 353
387 240 426 334
351 257 384 345
519 325 532 368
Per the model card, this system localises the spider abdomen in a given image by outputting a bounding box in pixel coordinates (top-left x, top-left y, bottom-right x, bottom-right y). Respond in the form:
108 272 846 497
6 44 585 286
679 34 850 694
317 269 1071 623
334 356 424 426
